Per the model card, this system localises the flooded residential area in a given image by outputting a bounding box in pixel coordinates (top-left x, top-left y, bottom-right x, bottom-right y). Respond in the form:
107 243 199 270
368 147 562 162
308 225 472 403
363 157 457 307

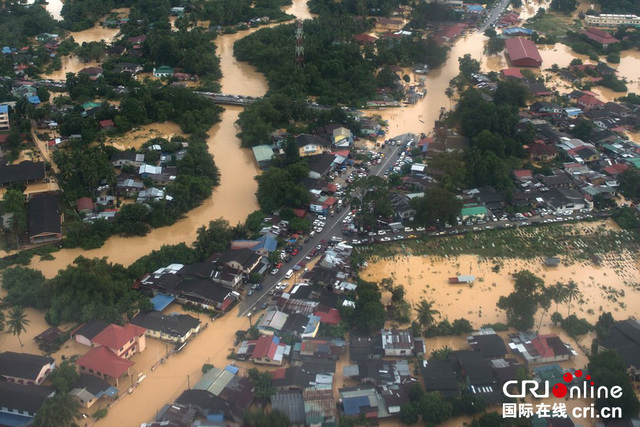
1 0 640 426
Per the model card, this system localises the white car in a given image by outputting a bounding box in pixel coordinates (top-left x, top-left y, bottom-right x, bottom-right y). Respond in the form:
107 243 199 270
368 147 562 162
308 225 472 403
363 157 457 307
416 227 425 232
404 227 414 232
377 230 386 235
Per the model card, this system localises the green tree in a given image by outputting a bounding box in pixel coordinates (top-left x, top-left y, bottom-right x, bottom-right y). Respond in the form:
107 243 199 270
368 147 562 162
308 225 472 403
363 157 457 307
0 311 4 332
588 350 640 419
419 391 452 424
497 270 546 330
415 300 440 334
619 168 640 201
354 281 386 332
194 218 233 260
49 360 79 393
458 54 480 78
6 306 30 348
2 267 47 309
595 312 615 339
549 282 567 326
564 280 581 316
247 368 275 405
410 187 462 226
551 0 577 13
243 409 290 427
571 119 594 140
34 392 80 427
399 402 419 425
2 189 27 247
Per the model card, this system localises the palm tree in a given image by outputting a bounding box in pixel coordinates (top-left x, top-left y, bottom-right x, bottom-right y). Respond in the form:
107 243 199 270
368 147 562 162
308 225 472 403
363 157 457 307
6 306 30 348
537 287 553 332
415 299 440 332
550 282 566 325
34 392 80 427
565 280 581 316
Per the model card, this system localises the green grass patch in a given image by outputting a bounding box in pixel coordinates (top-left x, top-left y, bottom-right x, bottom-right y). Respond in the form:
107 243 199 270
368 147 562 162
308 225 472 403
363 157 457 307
526 13 582 37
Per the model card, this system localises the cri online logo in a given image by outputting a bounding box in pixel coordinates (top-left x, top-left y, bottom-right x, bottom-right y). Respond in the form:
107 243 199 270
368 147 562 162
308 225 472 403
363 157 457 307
503 370 624 399
552 370 592 398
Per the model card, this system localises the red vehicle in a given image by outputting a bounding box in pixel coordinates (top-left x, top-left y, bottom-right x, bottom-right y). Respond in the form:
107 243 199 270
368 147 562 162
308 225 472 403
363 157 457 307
292 249 299 256
276 262 283 269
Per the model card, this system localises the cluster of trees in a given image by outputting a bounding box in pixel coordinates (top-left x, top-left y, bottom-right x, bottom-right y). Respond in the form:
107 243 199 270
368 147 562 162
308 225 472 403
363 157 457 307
411 2 460 26
2 188 28 248
550 0 578 13
595 0 639 14
497 270 548 330
448 57 531 192
351 280 386 333
498 272 585 332
588 350 640 418
144 25 222 80
234 15 377 106
55 79 223 138
0 3 57 47
195 0 293 26
410 187 462 226
309 0 403 17
63 135 220 249
618 167 640 201
347 176 393 231
399 383 488 426
255 160 310 212
2 257 152 326
61 0 117 31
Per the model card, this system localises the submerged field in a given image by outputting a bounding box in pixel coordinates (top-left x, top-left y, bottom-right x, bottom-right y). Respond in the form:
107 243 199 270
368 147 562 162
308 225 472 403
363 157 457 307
359 220 640 328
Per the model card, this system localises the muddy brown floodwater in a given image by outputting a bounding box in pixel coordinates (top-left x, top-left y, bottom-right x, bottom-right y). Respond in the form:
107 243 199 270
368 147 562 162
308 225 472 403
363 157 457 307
30 23 274 278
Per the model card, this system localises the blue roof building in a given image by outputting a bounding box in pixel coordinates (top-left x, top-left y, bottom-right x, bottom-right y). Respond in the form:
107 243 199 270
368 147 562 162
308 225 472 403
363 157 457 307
151 293 175 311
27 96 41 105
252 235 277 252
0 105 8 114
502 27 534 36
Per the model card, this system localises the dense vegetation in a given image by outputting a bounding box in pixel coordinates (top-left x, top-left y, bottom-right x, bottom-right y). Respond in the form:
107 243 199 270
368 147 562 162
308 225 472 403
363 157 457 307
60 134 220 249
2 258 151 325
0 3 58 47
195 0 293 26
588 350 640 418
234 16 377 106
595 0 640 14
309 0 402 16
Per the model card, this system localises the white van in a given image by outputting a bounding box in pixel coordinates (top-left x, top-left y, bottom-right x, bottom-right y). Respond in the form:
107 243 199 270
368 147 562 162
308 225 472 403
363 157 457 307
284 269 294 279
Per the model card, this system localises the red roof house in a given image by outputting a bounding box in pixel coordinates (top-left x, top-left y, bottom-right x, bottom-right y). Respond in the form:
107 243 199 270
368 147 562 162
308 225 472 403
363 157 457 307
354 34 377 44
76 197 94 214
436 23 466 44
99 119 115 130
76 346 134 385
78 67 103 80
603 163 628 176
250 335 289 366
505 38 542 67
528 334 573 363
582 28 619 48
512 169 533 180
577 94 604 110
92 324 147 359
313 305 341 325
501 68 525 79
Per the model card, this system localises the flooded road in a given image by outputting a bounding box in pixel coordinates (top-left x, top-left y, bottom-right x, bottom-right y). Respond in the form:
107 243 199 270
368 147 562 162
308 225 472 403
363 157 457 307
377 32 491 135
32 25 274 277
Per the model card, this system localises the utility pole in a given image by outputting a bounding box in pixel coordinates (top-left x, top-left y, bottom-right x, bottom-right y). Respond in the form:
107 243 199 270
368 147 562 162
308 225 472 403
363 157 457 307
248 312 253 328
187 374 191 390
295 20 304 67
